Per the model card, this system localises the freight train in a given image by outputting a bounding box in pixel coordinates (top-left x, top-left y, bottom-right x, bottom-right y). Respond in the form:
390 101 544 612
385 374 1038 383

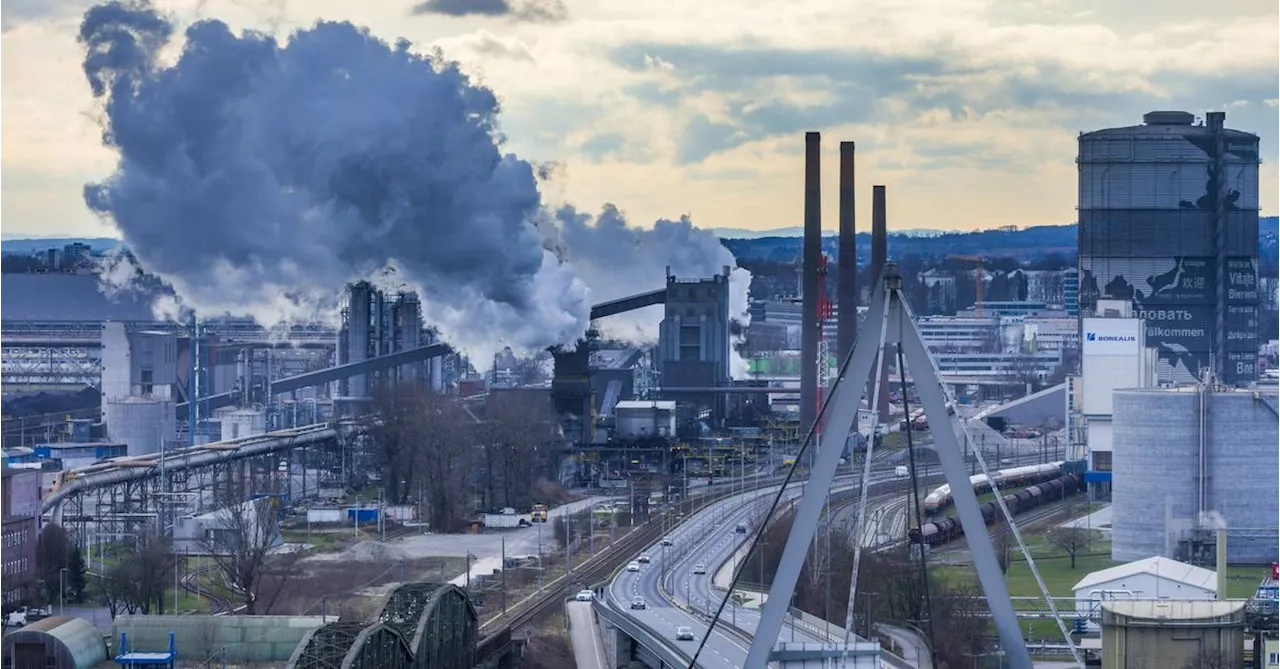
921 462 1064 516
909 472 1083 547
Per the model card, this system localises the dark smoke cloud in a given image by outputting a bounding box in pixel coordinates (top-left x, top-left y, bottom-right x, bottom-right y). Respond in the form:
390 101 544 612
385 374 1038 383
79 1 590 360
411 0 568 23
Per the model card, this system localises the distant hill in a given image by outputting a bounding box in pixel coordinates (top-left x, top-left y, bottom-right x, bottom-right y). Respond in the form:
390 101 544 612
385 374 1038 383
722 217 1279 263
0 237 124 255
711 226 947 239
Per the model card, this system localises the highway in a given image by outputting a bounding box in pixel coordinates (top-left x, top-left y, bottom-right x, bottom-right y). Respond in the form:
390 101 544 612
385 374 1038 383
606 476 894 668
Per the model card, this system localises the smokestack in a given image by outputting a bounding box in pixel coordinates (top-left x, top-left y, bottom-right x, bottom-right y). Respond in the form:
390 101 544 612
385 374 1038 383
800 132 822 434
871 186 891 422
837 142 857 364
1216 527 1228 599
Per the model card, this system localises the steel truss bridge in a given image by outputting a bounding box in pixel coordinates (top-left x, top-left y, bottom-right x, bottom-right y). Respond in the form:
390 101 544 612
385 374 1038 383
286 583 478 669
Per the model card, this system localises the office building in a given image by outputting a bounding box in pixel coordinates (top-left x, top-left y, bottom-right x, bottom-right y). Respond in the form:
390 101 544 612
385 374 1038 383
2 467 41 607
1078 111 1260 385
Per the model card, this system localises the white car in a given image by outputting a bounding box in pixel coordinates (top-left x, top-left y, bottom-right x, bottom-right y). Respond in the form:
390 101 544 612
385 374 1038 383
676 625 695 641
627 561 641 572
575 589 594 602
692 563 707 575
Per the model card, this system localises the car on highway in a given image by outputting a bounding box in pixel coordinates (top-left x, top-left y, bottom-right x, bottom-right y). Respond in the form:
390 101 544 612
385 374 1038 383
734 523 747 534
637 555 651 563
675 626 695 641
660 538 673 546
692 563 707 575
575 589 594 602
626 561 641 572
630 597 646 610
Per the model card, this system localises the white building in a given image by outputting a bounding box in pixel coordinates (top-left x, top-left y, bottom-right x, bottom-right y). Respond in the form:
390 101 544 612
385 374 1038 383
917 317 998 352
1071 556 1218 626
1078 300 1159 497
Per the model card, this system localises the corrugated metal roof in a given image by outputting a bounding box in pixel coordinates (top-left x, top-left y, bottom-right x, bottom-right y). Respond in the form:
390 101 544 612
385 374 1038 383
0 274 160 323
1103 599 1246 621
4 616 108 668
1073 556 1218 594
616 400 677 410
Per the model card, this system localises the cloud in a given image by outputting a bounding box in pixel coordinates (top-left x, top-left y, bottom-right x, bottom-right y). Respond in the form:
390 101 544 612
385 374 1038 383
411 0 567 23
577 132 624 161
676 114 748 165
437 28 536 61
1 0 96 32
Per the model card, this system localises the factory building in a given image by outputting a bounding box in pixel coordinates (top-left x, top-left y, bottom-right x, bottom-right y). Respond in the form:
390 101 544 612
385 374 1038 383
2 466 41 608
658 267 732 427
1111 386 1279 564
1078 111 1261 386
100 322 179 453
1076 300 1160 497
336 282 444 404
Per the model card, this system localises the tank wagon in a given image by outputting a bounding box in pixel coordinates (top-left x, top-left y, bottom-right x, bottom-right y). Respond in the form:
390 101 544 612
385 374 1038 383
921 462 1063 516
910 472 1083 547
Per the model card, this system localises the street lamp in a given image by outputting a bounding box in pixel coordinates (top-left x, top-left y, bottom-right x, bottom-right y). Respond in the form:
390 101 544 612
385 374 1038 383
59 567 68 616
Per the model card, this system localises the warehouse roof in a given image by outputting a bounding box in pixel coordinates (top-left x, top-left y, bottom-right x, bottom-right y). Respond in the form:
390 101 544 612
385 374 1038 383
1 616 108 669
1073 556 1217 594
0 273 160 323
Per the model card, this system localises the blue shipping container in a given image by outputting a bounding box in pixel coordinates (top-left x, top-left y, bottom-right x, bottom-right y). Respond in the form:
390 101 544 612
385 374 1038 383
347 508 379 523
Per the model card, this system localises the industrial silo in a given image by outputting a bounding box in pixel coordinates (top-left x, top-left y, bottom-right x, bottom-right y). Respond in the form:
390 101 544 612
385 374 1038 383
107 395 176 455
1112 387 1279 563
1077 111 1261 386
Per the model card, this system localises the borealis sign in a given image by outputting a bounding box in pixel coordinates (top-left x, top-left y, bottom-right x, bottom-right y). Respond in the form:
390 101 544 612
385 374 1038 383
1083 319 1143 356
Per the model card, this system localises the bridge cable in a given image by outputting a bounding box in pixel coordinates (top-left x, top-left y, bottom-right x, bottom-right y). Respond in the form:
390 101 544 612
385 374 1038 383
897 342 940 669
684 304 875 669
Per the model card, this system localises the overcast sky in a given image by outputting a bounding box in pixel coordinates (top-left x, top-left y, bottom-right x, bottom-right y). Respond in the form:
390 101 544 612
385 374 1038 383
3 0 1277 239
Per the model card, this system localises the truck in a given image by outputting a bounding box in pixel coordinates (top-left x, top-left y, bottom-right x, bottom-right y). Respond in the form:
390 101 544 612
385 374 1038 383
530 504 549 523
483 507 532 528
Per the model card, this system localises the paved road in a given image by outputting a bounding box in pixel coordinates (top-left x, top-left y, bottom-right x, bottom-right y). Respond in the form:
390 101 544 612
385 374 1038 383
567 601 609 669
608 478 888 668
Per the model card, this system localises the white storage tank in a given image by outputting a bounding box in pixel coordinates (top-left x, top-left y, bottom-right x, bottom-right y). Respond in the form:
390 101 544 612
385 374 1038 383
221 409 267 440
107 396 176 456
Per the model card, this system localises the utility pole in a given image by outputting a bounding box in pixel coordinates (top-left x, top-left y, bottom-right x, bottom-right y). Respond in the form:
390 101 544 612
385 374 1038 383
501 536 507 614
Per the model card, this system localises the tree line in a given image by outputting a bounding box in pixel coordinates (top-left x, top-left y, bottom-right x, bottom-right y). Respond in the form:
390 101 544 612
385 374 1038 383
368 382 562 532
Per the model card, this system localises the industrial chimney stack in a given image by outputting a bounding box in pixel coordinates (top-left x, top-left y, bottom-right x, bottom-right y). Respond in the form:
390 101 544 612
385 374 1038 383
871 186 891 421
837 142 857 364
800 132 822 434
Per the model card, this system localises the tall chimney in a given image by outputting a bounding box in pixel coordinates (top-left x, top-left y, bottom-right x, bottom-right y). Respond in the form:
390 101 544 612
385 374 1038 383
837 141 857 364
871 186 891 422
1216 527 1228 599
800 132 822 434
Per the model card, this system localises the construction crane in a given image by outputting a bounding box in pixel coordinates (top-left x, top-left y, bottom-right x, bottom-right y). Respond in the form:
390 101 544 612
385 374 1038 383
949 254 986 317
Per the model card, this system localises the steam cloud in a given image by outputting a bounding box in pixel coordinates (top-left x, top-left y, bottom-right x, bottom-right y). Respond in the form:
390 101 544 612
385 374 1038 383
543 204 753 375
80 1 591 362
411 0 568 23
79 2 751 372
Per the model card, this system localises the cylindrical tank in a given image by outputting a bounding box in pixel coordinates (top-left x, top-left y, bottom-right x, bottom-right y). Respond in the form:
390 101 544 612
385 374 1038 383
106 396 176 456
1112 388 1279 563
1077 111 1261 386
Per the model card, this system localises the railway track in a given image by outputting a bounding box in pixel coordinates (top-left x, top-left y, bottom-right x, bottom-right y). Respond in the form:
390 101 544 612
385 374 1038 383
179 562 235 615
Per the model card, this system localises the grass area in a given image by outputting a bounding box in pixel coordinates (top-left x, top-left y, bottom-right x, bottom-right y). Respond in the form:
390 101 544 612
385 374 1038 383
281 530 347 554
938 528 1274 639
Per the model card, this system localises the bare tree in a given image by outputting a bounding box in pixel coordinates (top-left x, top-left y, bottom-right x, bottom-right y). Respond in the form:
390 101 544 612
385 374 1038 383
368 380 428 504
481 389 558 512
414 391 475 532
1046 526 1090 569
197 493 294 614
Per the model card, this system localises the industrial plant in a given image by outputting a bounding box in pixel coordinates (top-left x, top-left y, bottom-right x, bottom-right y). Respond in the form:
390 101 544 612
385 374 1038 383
1 8 1277 666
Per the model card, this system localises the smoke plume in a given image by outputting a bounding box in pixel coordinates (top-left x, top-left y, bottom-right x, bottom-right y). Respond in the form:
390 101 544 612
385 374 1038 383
411 0 568 23
79 1 591 362
543 204 753 376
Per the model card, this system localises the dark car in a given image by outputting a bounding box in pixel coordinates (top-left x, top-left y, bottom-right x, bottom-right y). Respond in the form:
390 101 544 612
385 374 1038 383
630 597 646 610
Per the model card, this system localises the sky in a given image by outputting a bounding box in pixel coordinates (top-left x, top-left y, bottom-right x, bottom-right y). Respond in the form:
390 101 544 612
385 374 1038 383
2 0 1277 240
